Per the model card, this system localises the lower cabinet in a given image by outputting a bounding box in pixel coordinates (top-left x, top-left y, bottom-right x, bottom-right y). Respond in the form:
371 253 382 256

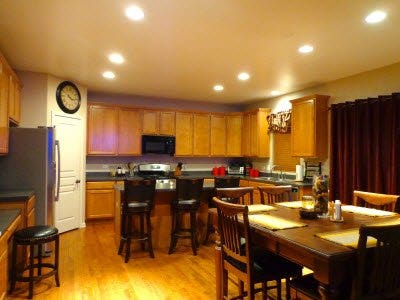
86 181 115 220
0 238 7 300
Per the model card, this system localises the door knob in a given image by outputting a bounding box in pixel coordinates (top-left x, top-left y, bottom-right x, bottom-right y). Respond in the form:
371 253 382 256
75 179 81 183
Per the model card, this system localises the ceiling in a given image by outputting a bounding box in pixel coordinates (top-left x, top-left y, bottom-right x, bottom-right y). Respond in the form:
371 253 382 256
0 0 399 104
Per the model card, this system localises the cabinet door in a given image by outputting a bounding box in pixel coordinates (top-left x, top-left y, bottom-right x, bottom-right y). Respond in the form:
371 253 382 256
249 112 258 157
175 112 193 156
87 105 117 155
193 113 210 156
0 62 9 154
256 109 270 157
13 82 21 124
86 189 115 219
226 114 242 157
0 246 6 300
8 74 15 123
142 110 159 134
27 208 35 227
210 114 226 156
291 99 315 157
118 108 142 155
242 113 251 156
159 111 175 135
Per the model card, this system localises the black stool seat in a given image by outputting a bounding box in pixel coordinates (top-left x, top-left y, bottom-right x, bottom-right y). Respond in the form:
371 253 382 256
14 225 58 242
10 225 60 299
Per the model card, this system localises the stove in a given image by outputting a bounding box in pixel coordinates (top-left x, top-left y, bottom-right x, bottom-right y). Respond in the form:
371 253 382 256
137 163 176 189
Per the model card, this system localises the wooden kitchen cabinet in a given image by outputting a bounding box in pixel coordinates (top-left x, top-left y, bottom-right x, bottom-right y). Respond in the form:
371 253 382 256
210 114 226 156
0 241 6 300
118 107 142 155
86 181 115 220
226 114 242 157
0 60 9 154
0 195 35 228
242 108 271 158
193 113 210 156
8 75 21 125
291 95 330 158
175 112 193 156
87 104 118 155
142 110 175 136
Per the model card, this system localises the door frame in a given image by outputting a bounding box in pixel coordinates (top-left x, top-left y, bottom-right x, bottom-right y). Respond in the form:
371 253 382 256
51 111 86 230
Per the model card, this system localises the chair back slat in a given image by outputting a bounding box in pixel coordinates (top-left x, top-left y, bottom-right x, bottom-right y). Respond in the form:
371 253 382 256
215 187 254 205
258 185 292 204
123 179 156 209
354 224 400 299
175 178 204 204
353 190 399 212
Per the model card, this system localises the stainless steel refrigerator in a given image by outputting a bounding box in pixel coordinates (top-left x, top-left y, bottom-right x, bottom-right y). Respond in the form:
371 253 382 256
0 127 60 227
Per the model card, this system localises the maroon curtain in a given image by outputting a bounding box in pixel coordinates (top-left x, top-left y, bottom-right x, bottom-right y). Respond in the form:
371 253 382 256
330 93 400 204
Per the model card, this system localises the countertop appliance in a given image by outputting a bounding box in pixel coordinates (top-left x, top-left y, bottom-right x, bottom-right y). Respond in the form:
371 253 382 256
0 127 59 227
137 163 175 189
227 165 245 175
142 135 175 156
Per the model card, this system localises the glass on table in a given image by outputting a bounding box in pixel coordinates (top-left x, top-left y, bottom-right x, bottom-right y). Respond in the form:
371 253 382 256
301 195 315 210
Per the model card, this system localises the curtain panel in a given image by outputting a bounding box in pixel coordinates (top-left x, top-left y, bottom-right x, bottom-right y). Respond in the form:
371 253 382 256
330 93 400 204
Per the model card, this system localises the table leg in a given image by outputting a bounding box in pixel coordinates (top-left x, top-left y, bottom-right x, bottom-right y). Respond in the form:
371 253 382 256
215 240 223 300
318 284 348 300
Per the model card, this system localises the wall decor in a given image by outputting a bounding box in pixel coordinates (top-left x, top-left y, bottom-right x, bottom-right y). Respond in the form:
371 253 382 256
267 110 291 133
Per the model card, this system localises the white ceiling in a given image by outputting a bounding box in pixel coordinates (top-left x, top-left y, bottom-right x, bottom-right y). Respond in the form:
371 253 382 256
0 0 399 104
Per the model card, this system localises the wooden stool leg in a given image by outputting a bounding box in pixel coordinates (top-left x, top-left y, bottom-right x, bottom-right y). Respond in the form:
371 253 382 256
118 213 126 255
140 214 145 251
276 279 282 300
9 240 17 293
190 211 197 256
125 215 132 263
28 243 35 299
168 210 177 254
203 213 213 245
146 212 154 258
38 244 43 276
55 236 60 286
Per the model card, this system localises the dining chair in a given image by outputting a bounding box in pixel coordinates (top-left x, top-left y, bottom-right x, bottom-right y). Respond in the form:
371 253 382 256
213 197 302 300
289 223 400 300
203 177 241 245
118 179 156 263
353 190 399 212
215 186 254 205
258 185 292 204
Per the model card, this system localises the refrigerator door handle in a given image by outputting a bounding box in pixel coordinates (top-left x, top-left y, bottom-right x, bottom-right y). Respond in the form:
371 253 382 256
55 140 61 202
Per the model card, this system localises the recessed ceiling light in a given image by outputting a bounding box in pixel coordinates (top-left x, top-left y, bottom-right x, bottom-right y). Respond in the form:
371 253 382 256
108 53 124 64
213 85 224 92
271 91 281 96
298 45 314 54
125 5 144 21
365 10 387 24
238 72 250 81
102 71 116 79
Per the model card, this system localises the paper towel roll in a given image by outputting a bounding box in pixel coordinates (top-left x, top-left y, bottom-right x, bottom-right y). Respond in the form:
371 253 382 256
295 165 304 181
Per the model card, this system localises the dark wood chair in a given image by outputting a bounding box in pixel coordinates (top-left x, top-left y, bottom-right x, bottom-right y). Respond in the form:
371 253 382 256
215 186 254 205
169 177 204 255
213 197 302 300
203 177 241 245
353 190 399 212
290 223 400 300
118 179 156 263
258 185 292 204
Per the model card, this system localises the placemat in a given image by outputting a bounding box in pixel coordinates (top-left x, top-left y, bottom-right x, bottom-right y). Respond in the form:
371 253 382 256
341 205 396 217
276 201 302 209
316 229 377 249
248 214 307 231
248 204 276 213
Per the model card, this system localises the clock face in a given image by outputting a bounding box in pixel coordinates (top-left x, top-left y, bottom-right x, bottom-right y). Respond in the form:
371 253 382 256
56 81 81 114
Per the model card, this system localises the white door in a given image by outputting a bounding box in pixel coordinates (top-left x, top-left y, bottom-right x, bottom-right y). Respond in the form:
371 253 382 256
52 113 83 233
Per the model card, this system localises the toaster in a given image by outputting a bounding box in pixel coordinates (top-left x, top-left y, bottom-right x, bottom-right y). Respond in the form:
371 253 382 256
227 166 245 175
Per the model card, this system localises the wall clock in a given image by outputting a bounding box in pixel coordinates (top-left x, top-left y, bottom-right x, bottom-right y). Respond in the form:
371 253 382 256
56 81 81 114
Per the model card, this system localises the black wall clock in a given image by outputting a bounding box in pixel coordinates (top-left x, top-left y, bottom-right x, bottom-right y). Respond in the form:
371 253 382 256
56 81 81 114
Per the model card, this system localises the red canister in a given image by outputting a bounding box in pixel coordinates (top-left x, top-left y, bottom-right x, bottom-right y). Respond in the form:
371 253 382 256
212 167 219 176
249 169 255 177
254 169 259 177
218 166 226 176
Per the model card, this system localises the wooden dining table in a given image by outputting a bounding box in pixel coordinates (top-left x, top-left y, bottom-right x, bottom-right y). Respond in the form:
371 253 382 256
213 204 399 300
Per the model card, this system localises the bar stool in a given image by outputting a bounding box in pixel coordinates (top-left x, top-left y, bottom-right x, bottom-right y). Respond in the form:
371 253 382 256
118 179 156 263
168 178 204 255
10 225 60 299
203 177 241 245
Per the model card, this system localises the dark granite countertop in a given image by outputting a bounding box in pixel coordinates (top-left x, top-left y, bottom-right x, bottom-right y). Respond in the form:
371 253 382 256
0 189 35 202
86 172 312 187
0 209 21 237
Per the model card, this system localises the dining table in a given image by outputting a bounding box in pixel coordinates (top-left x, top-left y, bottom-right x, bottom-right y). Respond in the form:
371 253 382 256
212 202 400 300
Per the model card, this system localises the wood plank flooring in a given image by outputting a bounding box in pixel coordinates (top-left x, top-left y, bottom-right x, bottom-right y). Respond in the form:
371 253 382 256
7 221 285 299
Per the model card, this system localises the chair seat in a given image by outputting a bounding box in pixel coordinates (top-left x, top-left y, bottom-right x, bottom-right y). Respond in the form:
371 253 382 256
127 202 151 210
175 199 199 209
14 225 58 242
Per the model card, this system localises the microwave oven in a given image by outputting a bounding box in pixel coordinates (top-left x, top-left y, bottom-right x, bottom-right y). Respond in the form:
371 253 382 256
142 135 175 156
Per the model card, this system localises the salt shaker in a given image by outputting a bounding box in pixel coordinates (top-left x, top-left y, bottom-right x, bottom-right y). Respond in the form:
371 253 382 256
334 200 342 220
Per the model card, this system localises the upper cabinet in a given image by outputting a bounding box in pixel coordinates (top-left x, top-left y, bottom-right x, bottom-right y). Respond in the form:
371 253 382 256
8 74 21 125
118 108 142 155
87 104 118 155
291 94 330 158
210 114 226 156
0 61 9 154
142 110 175 136
193 113 210 156
226 114 242 157
175 112 193 156
242 108 271 158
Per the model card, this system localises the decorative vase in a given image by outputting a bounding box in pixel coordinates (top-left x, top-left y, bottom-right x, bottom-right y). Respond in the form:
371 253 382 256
312 175 329 217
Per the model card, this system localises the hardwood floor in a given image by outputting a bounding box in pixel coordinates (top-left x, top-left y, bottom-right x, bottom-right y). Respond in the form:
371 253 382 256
7 221 284 299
